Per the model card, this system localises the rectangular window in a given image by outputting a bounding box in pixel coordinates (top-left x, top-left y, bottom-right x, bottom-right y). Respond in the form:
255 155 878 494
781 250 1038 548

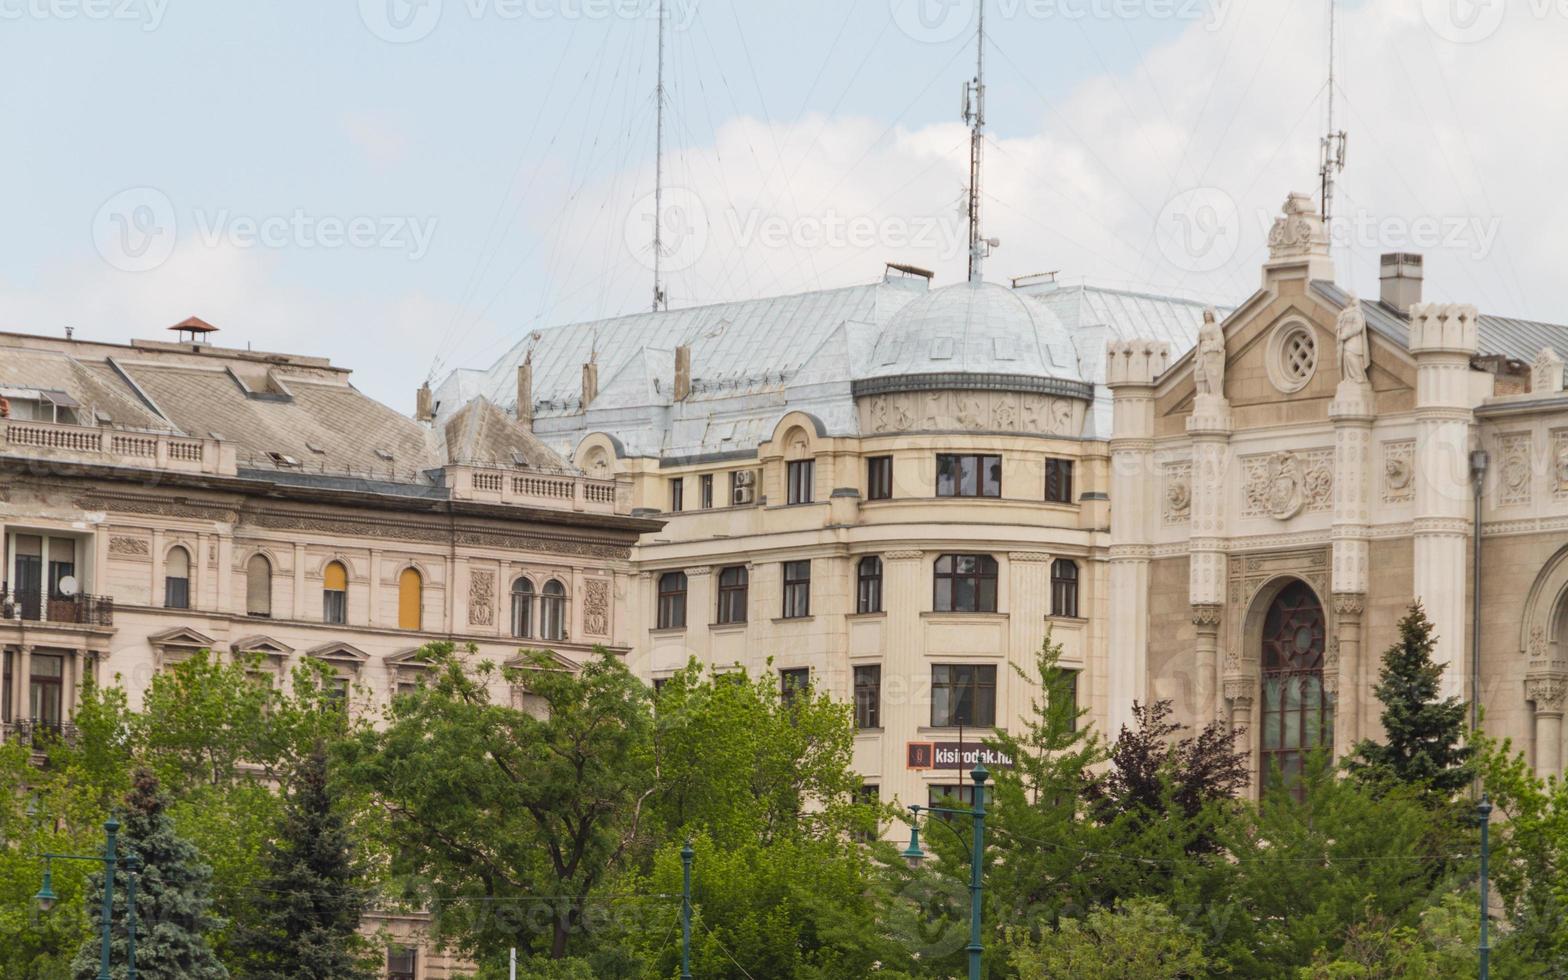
780 667 810 706
854 665 881 729
716 566 749 624
867 456 893 500
1045 458 1075 504
936 453 1001 498
933 554 999 613
669 477 684 513
781 560 811 619
700 474 714 509
1049 667 1080 731
164 576 190 610
930 663 997 727
323 590 347 625
786 459 815 504
853 783 880 842
928 783 991 811
856 556 883 614
30 654 64 729
387 945 417 980
657 572 688 630
1 651 10 724
1051 559 1080 618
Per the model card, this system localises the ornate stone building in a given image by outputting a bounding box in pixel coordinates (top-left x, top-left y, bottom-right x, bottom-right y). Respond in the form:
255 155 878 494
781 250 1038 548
1116 192 1568 791
434 267 1217 817
0 323 657 977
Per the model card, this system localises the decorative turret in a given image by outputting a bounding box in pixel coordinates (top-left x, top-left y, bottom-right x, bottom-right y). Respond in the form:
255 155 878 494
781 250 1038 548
1408 302 1479 356
1263 192 1333 285
1105 340 1169 389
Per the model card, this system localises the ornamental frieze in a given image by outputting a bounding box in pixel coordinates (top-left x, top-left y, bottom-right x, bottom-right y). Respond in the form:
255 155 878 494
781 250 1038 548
1241 450 1333 521
583 578 611 636
863 390 1081 437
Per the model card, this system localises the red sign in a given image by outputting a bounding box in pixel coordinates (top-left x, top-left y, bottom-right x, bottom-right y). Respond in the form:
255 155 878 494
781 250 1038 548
906 741 1014 770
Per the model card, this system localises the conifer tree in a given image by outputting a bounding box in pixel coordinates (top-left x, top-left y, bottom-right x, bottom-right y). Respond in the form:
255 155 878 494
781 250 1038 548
71 768 229 980
230 746 372 980
1347 601 1475 802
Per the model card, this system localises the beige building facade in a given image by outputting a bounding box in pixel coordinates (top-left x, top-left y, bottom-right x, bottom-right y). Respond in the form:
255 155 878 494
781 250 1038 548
0 325 657 978
1116 192 1568 791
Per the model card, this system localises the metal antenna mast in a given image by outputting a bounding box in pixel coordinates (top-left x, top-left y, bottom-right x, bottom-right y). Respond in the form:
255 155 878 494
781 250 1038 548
1319 0 1347 230
652 0 668 312
963 0 994 284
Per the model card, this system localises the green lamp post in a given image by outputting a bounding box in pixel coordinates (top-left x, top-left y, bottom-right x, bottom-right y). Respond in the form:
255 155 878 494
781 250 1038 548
680 838 694 980
902 761 989 980
36 816 140 980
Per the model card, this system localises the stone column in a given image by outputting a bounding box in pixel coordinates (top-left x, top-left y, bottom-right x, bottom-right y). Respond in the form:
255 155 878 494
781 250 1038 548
216 533 234 614
1224 674 1256 796
194 532 210 610
1187 388 1233 728
1106 340 1169 736
1409 303 1480 701
684 567 713 665
1526 674 1567 780
1008 553 1052 726
881 550 926 813
1329 377 1374 752
17 645 31 723
368 549 383 626
292 543 308 621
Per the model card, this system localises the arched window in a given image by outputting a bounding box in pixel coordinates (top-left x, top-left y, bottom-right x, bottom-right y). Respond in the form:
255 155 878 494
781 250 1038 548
716 566 748 624
164 546 191 609
398 568 423 631
540 579 567 641
1050 559 1079 618
245 554 272 618
657 572 688 630
511 578 534 638
323 561 348 625
1260 581 1331 797
933 554 998 613
857 556 883 614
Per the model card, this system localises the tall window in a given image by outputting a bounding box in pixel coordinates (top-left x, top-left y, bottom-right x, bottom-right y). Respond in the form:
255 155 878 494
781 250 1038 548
856 556 883 613
781 560 811 619
867 456 893 500
854 664 881 729
931 664 997 727
669 478 684 513
700 474 714 509
717 566 748 624
786 459 815 504
1260 581 1331 796
540 579 567 640
1045 458 1075 503
398 567 423 631
936 453 1001 498
933 554 998 613
245 554 272 618
657 571 688 629
30 653 64 729
510 578 534 638
929 783 991 810
1050 559 1080 618
387 946 416 980
780 667 810 706
322 561 347 625
2 651 11 724
164 546 191 609
1049 667 1080 732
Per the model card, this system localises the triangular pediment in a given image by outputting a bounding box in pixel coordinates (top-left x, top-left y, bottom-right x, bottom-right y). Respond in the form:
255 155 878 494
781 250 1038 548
147 626 216 649
304 640 369 663
504 648 578 672
230 635 293 658
386 646 436 668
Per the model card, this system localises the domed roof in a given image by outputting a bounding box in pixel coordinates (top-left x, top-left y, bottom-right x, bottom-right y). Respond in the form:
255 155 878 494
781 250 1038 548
860 281 1086 392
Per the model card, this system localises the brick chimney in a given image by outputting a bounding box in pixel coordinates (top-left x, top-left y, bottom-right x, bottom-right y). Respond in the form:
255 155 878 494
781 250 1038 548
1379 252 1423 314
674 346 692 401
415 382 434 422
581 357 598 408
516 359 533 428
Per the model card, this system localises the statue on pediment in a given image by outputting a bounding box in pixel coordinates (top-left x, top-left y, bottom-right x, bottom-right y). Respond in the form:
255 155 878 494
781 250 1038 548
1336 292 1369 385
1194 306 1225 398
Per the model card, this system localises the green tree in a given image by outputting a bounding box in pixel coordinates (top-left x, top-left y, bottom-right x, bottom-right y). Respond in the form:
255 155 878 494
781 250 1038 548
71 768 228 980
1297 892 1480 979
339 644 656 962
229 746 373 980
1347 602 1475 802
1007 897 1212 980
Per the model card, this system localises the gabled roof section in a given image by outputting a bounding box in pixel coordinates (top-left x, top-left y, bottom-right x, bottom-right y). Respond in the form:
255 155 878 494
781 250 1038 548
1310 280 1568 364
440 396 572 471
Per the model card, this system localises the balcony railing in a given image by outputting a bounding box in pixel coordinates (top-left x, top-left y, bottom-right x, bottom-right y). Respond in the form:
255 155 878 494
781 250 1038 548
0 589 114 627
3 418 234 476
0 720 79 749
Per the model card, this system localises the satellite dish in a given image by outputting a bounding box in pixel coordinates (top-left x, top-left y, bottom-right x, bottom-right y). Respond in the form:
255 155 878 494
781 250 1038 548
57 576 79 597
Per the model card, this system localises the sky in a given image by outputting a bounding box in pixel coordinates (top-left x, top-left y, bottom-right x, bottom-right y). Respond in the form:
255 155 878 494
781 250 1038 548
1 0 1563 411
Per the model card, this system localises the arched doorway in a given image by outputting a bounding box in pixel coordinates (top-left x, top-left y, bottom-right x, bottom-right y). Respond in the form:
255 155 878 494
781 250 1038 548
1259 580 1332 796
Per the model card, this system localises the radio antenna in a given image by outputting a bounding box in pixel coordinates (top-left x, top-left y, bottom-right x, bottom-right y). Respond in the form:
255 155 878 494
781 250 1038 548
652 0 668 311
1319 0 1348 231
963 0 995 284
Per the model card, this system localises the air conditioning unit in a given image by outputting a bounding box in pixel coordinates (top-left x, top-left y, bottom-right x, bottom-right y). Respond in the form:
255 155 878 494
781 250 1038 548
732 469 756 505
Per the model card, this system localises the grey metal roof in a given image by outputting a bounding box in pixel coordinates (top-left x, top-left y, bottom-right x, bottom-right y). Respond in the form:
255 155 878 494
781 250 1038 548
1310 281 1568 363
435 274 1229 458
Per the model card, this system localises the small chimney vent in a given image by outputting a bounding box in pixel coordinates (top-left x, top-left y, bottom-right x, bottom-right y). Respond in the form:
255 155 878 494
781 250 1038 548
674 346 692 402
1379 252 1423 314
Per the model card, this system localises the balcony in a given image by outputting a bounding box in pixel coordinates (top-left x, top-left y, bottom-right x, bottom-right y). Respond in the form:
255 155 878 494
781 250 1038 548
447 464 622 514
2 417 236 476
1 590 114 627
0 720 79 749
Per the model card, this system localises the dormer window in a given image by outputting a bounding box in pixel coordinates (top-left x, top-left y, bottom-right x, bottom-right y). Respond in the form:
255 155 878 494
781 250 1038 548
266 452 302 468
375 449 395 461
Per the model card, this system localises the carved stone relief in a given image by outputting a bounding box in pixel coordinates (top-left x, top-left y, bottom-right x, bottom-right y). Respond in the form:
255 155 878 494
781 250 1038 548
1498 433 1532 507
861 391 1082 436
1526 674 1568 715
1242 450 1333 520
583 578 610 636
468 569 495 627
108 535 151 559
1381 440 1415 504
1552 431 1568 499
1162 462 1192 525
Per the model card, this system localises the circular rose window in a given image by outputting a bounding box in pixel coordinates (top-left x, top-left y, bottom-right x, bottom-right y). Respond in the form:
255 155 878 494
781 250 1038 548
1265 320 1318 393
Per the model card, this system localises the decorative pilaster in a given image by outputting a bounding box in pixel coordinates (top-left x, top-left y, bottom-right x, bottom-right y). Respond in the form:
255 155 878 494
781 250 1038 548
1106 340 1169 737
1330 594 1366 757
1223 673 1256 795
1526 674 1567 780
1187 382 1233 727
1192 604 1223 725
16 646 31 724
1409 302 1480 700
1329 368 1374 754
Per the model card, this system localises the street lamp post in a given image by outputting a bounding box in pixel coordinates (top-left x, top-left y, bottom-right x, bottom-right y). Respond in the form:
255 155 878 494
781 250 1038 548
1477 795 1492 980
680 838 694 980
901 762 989 980
35 816 140 980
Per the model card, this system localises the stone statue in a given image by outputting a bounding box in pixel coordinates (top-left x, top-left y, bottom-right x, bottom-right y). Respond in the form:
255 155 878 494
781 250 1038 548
1336 292 1369 385
1194 306 1225 398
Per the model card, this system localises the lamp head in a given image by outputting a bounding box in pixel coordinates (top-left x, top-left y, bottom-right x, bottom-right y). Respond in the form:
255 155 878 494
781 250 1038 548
34 866 57 912
901 806 925 869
